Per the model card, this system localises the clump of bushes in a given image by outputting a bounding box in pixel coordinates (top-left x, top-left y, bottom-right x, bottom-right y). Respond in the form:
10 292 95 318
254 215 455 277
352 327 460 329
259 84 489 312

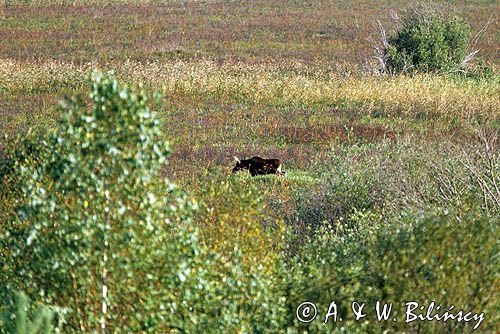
286 206 499 333
283 137 498 256
378 5 476 74
192 175 284 270
1 292 55 334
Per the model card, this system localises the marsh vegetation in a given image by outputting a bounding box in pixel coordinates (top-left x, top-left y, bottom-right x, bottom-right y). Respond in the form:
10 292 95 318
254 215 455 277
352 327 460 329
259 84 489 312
0 1 498 333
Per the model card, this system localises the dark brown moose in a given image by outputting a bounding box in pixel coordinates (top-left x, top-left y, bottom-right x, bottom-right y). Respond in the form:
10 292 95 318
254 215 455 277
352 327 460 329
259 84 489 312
232 156 285 176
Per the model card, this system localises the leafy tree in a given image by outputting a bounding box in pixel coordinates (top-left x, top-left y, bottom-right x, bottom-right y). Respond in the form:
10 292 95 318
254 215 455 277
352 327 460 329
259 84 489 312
2 72 289 333
2 72 205 332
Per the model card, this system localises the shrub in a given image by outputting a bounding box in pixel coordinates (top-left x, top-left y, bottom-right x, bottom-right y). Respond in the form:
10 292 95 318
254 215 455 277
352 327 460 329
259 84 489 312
460 59 497 81
384 6 472 74
286 205 499 333
282 137 499 263
193 175 284 271
187 174 290 332
1 130 50 275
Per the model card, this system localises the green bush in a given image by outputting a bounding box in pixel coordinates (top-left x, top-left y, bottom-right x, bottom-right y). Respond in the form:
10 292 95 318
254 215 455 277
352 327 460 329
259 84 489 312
1 130 49 277
459 59 498 82
193 175 284 270
286 205 499 333
385 7 471 73
282 138 498 290
187 174 289 333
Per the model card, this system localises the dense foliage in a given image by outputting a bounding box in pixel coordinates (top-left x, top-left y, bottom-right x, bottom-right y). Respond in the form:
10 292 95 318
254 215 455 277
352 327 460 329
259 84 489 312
385 7 472 73
287 207 498 333
277 137 498 330
3 292 54 334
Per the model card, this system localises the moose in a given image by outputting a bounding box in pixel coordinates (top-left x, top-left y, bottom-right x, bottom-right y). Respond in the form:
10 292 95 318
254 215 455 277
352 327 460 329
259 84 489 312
232 156 285 176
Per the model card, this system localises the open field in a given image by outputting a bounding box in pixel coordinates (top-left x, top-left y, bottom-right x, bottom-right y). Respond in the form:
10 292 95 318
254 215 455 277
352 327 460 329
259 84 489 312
1 58 499 177
0 0 499 333
1 0 499 64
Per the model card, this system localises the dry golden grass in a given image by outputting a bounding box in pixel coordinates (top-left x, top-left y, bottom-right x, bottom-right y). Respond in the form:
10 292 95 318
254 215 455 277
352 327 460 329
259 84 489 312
1 58 498 121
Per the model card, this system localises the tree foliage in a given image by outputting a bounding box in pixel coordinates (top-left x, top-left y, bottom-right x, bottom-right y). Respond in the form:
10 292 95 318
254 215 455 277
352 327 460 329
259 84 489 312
1 72 290 333
2 72 203 332
1 292 55 334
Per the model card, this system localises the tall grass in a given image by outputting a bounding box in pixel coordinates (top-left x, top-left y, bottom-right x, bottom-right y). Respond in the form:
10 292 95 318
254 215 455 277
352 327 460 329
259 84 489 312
1 59 498 118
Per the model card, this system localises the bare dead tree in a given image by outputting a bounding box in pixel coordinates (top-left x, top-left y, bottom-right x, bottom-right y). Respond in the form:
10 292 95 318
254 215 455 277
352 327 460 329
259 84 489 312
370 20 389 74
459 19 495 69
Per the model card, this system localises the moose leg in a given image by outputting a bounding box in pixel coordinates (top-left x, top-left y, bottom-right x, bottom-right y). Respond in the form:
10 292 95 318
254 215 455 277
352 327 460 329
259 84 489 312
277 163 284 176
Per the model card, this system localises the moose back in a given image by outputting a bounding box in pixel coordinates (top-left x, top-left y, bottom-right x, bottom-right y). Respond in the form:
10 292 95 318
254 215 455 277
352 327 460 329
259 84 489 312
232 156 284 176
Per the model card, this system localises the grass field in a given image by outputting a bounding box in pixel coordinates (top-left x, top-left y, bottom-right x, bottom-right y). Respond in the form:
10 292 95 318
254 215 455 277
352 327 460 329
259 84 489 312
1 0 498 63
0 0 499 333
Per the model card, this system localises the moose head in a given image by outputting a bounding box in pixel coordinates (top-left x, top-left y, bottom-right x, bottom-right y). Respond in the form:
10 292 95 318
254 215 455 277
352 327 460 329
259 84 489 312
232 156 284 176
